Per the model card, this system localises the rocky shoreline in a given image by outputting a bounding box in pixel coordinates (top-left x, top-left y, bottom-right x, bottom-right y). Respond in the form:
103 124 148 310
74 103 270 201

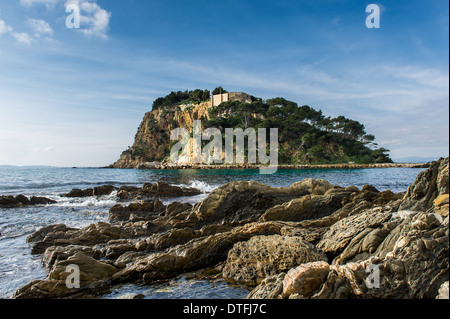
13 157 448 299
107 162 431 170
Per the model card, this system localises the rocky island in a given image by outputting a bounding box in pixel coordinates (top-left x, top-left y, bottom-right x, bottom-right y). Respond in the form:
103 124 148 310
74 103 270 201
14 157 449 299
110 88 396 169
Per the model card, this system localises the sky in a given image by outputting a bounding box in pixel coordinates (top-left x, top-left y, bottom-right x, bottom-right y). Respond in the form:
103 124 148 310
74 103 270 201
0 0 448 167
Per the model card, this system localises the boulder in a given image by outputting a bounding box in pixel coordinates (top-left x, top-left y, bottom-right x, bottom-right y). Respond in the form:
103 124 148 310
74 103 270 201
282 261 330 298
259 190 350 222
222 235 327 285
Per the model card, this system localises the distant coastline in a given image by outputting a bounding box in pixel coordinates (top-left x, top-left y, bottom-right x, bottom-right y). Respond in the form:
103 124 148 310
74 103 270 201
104 162 431 170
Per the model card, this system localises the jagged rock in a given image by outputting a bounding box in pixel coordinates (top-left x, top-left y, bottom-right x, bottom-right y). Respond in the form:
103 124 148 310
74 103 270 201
115 222 282 283
317 206 393 256
186 179 334 228
399 157 449 211
223 235 327 286
311 213 449 299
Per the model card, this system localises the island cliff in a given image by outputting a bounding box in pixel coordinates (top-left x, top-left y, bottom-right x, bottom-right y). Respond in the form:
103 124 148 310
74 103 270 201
111 88 393 169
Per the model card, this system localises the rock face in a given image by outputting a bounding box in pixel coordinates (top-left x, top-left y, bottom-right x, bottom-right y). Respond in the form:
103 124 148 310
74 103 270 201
111 100 212 168
14 158 449 299
399 157 449 211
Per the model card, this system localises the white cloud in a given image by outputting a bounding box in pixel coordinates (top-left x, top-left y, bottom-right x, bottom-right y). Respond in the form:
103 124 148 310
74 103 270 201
0 18 34 44
19 0 112 40
12 32 35 44
27 18 53 36
0 19 13 35
20 0 60 8
65 0 111 39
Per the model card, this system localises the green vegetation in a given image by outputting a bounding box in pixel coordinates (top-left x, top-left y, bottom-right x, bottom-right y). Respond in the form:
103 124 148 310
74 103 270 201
146 89 392 164
152 89 210 110
203 96 392 164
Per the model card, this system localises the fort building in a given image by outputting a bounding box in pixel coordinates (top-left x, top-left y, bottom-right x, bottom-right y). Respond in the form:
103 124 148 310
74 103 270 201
211 92 252 107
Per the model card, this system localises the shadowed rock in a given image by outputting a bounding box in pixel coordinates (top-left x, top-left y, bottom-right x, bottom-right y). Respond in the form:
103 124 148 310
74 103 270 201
0 195 56 208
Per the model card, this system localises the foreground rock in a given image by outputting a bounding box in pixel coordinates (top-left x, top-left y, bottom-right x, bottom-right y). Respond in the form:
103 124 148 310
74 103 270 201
0 195 56 208
14 158 449 299
223 235 327 286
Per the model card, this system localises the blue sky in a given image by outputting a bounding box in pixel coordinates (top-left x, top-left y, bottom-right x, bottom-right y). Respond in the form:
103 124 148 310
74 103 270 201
0 0 448 166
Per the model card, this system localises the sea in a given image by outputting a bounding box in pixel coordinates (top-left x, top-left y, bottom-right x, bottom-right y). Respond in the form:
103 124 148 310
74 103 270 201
0 166 426 299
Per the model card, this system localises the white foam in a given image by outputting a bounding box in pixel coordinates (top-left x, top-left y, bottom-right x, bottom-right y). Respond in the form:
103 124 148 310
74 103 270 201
48 191 118 208
179 180 216 193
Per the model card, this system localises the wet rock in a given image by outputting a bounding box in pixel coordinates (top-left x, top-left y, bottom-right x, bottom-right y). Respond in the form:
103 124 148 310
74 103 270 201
141 181 202 197
0 195 56 208
30 196 57 205
63 185 118 198
223 235 327 286
63 188 95 198
109 200 165 223
94 185 118 196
